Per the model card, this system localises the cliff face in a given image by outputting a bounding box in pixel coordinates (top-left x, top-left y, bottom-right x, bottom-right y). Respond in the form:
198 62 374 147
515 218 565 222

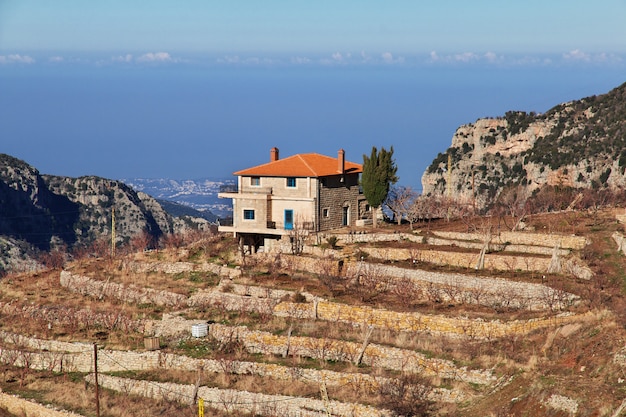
422 82 626 209
0 154 179 273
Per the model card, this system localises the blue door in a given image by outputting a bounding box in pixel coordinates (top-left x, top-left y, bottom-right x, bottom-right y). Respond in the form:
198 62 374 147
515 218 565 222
284 209 294 230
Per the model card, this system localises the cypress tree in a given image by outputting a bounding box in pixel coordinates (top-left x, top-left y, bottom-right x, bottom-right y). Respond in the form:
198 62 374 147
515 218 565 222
362 146 398 228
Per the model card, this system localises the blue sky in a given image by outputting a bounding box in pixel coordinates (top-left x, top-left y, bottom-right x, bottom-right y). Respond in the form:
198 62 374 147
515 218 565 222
1 1 626 191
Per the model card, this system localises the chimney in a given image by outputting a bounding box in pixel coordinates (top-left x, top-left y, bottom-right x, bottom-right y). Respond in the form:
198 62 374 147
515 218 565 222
270 147 279 162
338 149 345 174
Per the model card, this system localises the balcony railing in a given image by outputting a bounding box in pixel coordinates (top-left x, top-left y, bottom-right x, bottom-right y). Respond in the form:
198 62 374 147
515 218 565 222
219 184 238 193
219 184 273 195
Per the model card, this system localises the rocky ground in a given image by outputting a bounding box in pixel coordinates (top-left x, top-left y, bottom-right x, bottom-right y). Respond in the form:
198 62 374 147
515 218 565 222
2 209 626 416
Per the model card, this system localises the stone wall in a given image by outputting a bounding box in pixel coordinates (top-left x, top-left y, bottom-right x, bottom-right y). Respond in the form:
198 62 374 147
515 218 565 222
60 270 187 307
361 246 553 273
274 302 595 340
85 374 392 417
0 332 465 404
0 389 84 417
206 323 495 385
60 270 583 339
126 260 242 279
430 230 588 250
329 229 587 253
275 254 578 310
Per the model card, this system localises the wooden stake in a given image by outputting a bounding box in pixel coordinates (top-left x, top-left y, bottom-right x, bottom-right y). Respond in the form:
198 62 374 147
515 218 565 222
94 342 100 417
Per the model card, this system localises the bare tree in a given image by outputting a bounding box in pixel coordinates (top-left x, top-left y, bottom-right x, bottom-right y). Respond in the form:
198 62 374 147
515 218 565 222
351 262 392 302
386 185 418 225
287 215 312 255
378 373 434 417
316 255 347 296
495 185 530 231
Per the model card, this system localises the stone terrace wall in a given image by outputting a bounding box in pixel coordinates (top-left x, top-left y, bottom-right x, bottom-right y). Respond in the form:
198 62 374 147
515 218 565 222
60 270 187 307
431 230 588 250
0 332 465 404
61 270 582 338
423 236 570 256
0 390 84 417
361 246 552 273
274 302 595 340
207 323 495 385
85 374 392 417
126 260 242 279
278 255 577 310
142 314 495 385
329 230 587 252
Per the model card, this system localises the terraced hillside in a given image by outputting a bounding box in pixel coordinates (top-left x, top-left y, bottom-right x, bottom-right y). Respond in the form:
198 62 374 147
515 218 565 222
2 208 626 416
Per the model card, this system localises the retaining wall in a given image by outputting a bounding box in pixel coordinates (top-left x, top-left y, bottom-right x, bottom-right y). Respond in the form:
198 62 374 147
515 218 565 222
277 255 578 310
126 260 242 279
85 374 393 417
429 230 588 250
329 230 587 252
61 270 582 339
274 302 595 340
0 332 465 404
0 390 84 417
361 246 552 273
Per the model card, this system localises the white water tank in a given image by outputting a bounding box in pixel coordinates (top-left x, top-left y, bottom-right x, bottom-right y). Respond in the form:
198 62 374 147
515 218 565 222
191 322 208 338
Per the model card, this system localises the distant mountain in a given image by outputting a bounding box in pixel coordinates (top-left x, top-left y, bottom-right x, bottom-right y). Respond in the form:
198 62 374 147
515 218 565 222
0 154 212 275
121 177 234 219
422 81 626 209
157 199 219 223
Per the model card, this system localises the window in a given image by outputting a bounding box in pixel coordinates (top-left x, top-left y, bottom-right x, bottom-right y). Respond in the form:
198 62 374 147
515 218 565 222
286 177 296 187
243 209 255 220
250 176 260 186
322 208 330 218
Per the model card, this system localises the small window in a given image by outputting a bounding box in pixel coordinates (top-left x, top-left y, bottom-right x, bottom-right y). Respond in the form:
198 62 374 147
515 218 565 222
250 177 260 186
286 177 296 187
322 208 330 218
243 209 255 220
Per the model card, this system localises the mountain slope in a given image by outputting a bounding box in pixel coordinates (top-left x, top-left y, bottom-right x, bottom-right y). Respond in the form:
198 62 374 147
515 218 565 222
422 81 626 209
0 154 192 273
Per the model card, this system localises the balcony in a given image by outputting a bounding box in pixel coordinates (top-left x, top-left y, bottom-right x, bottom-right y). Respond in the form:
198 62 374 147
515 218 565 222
219 184 273 196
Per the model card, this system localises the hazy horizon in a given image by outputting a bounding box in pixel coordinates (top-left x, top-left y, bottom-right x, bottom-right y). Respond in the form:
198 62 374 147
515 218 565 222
2 2 626 191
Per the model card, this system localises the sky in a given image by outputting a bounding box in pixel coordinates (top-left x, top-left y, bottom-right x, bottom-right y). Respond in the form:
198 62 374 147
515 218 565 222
1 1 626 191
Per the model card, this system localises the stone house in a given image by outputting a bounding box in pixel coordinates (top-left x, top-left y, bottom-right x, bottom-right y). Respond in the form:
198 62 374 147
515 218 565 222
218 147 367 252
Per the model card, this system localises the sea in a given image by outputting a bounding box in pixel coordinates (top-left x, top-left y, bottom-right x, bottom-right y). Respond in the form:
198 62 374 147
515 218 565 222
1 61 624 192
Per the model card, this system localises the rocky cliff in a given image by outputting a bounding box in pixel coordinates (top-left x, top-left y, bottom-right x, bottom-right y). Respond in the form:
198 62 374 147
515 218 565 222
422 81 626 209
0 154 206 274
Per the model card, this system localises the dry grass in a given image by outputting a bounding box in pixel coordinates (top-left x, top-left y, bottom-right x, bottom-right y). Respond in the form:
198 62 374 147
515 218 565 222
3 210 626 416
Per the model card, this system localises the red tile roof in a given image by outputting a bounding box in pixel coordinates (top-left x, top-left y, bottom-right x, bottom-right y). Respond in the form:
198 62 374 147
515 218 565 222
234 153 362 177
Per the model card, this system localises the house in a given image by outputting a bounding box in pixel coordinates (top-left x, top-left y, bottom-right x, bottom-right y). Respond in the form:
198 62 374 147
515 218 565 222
218 147 367 253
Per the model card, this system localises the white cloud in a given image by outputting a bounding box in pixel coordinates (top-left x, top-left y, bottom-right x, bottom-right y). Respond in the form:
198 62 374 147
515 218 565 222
454 52 479 63
112 54 133 63
332 52 344 62
0 54 35 64
48 56 64 63
136 52 175 63
563 49 590 62
483 51 506 64
216 55 276 66
562 49 622 64
381 52 404 64
291 56 311 64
